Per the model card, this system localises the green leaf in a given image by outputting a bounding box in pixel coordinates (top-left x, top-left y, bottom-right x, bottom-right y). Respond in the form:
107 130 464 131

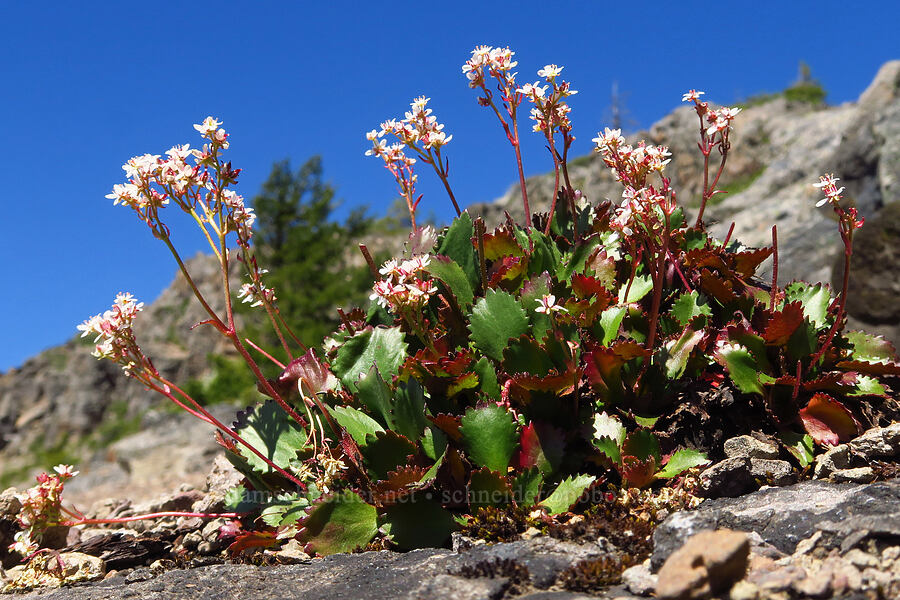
512 468 543 507
849 374 887 397
329 405 384 447
468 468 512 510
299 491 378 555
598 306 627 346
468 289 529 361
657 449 710 479
622 429 661 464
540 474 596 515
332 326 408 393
519 275 553 342
355 366 395 430
361 431 417 480
426 255 475 309
224 485 261 513
421 427 447 462
557 238 599 282
845 331 898 364
592 412 626 447
719 344 764 395
437 212 479 290
472 357 501 400
233 400 307 474
671 291 712 327
391 378 428 440
503 337 554 378
785 282 832 329
381 497 456 550
527 229 561 276
663 329 704 379
618 274 653 304
683 228 707 250
780 431 815 468
459 404 519 472
633 415 659 428
594 436 621 466
260 496 310 527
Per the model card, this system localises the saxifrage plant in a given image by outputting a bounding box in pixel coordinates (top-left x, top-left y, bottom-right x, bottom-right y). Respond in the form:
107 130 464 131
11 45 899 562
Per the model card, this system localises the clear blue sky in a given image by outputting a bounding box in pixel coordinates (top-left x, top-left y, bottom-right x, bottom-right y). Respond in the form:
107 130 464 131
2 1 897 372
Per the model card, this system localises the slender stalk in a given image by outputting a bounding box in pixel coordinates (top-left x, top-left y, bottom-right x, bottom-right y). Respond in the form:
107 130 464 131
63 510 243 526
154 376 308 489
245 338 286 369
359 244 379 279
475 218 488 293
156 227 227 331
770 225 779 310
543 135 561 236
429 148 461 217
510 112 531 226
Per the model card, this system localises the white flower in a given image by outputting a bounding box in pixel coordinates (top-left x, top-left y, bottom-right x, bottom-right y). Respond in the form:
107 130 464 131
53 464 79 478
682 90 705 102
537 64 563 79
535 294 567 314
193 116 222 136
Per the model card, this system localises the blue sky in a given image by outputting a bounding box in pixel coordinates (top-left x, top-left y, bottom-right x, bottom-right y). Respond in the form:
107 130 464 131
2 1 897 372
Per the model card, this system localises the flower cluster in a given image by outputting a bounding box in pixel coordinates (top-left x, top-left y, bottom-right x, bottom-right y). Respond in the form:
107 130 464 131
9 466 79 556
518 64 578 135
378 96 453 151
592 128 672 186
237 276 277 308
76 292 145 371
813 173 864 235
105 117 254 245
365 97 457 228
681 90 742 135
813 174 845 208
462 45 518 91
370 255 437 311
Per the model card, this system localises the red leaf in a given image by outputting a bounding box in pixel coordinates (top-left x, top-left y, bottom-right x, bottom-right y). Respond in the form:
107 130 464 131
266 348 337 399
699 269 736 303
799 393 860 446
758 302 805 345
619 455 657 489
428 414 462 441
371 466 428 505
482 228 525 260
571 274 608 299
228 530 277 557
731 247 774 278
488 255 527 288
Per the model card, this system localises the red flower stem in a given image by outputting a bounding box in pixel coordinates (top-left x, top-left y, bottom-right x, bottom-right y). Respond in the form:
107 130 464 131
480 86 531 229
810 226 854 366
244 338 286 369
770 225 779 310
509 114 531 228
64 511 243 526
646 218 672 351
153 376 307 489
359 244 379 279
430 148 461 217
475 218 488 293
666 249 692 291
543 133 561 236
722 222 736 247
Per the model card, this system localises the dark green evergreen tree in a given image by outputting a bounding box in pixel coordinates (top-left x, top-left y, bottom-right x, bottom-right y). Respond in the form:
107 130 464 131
247 156 373 354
